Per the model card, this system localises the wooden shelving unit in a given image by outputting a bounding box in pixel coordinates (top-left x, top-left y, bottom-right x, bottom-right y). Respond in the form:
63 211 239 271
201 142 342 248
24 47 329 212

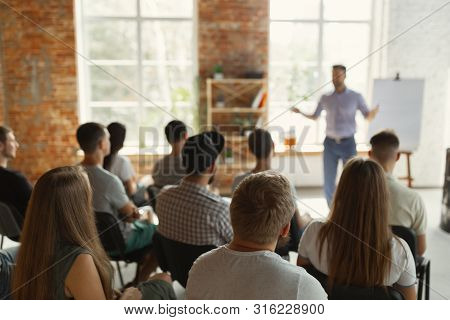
206 78 268 194
206 78 268 131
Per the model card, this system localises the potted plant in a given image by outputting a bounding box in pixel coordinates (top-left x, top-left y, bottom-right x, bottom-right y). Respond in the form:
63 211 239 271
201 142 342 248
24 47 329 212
213 64 224 79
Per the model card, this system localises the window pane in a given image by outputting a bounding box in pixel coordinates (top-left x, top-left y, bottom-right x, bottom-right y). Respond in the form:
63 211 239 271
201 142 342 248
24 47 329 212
90 65 139 101
141 21 192 61
270 0 320 20
91 107 139 145
142 65 193 104
323 0 372 21
142 66 165 102
86 20 137 60
83 0 137 17
269 65 320 102
322 23 370 94
140 0 193 18
141 107 194 147
270 22 318 63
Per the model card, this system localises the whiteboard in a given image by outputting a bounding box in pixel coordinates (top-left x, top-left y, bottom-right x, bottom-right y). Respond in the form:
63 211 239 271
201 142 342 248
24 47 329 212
368 79 425 152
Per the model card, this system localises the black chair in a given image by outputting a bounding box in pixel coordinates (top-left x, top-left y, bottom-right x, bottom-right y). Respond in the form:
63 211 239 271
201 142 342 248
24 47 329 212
146 185 161 211
391 225 431 300
304 264 404 300
0 202 21 249
94 211 151 288
152 231 216 288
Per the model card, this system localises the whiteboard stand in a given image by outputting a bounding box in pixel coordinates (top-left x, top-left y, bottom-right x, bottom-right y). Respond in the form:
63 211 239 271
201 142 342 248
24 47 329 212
398 151 413 188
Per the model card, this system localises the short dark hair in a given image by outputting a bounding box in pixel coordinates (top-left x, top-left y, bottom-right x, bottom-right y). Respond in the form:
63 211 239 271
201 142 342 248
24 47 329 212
370 129 400 163
248 129 273 159
182 132 224 175
333 65 347 73
0 126 12 144
165 120 187 144
76 122 106 154
104 122 126 171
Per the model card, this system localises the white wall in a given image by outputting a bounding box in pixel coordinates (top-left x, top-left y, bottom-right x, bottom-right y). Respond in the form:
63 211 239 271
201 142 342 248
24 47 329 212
385 0 450 187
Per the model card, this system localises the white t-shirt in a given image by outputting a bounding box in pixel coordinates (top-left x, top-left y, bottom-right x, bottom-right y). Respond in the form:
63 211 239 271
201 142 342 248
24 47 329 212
386 174 427 235
186 246 327 300
110 154 135 183
298 221 416 287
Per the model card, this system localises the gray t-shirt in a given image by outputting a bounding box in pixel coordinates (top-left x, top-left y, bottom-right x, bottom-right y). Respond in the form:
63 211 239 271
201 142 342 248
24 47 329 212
151 155 185 188
83 165 131 239
186 246 327 300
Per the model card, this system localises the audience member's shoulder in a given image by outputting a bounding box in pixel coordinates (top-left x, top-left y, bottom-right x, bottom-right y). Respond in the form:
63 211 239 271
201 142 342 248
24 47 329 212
158 184 178 197
389 176 421 200
304 219 325 234
87 165 122 184
297 267 328 300
0 167 30 184
190 247 224 271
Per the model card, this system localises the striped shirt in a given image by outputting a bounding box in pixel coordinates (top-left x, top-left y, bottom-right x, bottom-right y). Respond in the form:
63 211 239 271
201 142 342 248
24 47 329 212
156 180 233 246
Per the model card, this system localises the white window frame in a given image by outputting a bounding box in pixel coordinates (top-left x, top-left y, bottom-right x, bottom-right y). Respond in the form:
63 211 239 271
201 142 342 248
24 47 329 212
75 0 197 151
269 0 376 145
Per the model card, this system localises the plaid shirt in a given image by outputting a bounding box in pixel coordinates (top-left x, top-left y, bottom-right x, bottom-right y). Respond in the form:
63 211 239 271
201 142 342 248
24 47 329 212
156 180 233 246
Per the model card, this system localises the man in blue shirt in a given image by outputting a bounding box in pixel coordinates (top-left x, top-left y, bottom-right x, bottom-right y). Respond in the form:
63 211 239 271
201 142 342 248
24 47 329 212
292 65 379 206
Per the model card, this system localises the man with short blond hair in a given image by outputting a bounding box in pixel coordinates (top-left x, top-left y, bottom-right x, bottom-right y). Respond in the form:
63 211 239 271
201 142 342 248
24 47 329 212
186 171 326 300
369 129 427 256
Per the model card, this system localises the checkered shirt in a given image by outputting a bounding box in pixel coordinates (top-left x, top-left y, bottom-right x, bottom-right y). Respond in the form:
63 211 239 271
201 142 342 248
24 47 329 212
156 180 233 246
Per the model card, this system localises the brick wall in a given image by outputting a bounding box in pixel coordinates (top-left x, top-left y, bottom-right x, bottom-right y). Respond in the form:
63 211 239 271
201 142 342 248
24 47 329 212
197 0 269 126
0 0 78 182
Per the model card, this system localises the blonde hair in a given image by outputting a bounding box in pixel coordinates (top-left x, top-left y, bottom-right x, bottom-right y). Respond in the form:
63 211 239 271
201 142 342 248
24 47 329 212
12 166 114 299
318 157 392 288
230 171 295 244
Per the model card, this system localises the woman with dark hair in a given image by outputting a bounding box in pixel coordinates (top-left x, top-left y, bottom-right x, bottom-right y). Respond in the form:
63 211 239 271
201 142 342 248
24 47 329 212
12 166 175 300
104 122 138 197
297 158 416 299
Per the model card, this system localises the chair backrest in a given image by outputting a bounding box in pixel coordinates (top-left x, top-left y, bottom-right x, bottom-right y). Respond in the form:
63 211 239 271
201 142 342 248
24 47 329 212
146 185 161 211
152 231 216 288
94 211 126 258
303 264 404 300
0 202 21 239
391 225 417 263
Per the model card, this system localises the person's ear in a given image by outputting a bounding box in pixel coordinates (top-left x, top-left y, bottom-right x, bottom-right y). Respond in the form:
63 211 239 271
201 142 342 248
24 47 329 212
395 152 400 162
208 162 216 174
280 222 290 238
0 142 4 152
368 150 373 158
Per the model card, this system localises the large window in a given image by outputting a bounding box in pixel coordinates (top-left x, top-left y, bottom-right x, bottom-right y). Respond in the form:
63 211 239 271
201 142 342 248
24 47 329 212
269 0 374 145
76 0 196 149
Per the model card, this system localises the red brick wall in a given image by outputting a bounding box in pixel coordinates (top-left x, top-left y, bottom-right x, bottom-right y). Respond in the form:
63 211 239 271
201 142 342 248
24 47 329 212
197 0 269 126
0 0 78 182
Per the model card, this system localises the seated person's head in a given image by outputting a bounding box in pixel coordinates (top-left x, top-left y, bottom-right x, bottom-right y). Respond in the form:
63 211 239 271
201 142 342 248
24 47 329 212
165 120 188 146
182 132 224 177
76 122 110 157
248 129 274 160
13 166 113 299
0 126 19 161
230 171 295 245
369 129 400 168
107 122 126 155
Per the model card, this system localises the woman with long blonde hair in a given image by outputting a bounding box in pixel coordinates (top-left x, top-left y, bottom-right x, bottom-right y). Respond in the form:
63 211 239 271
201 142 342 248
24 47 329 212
297 158 416 299
12 166 174 300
